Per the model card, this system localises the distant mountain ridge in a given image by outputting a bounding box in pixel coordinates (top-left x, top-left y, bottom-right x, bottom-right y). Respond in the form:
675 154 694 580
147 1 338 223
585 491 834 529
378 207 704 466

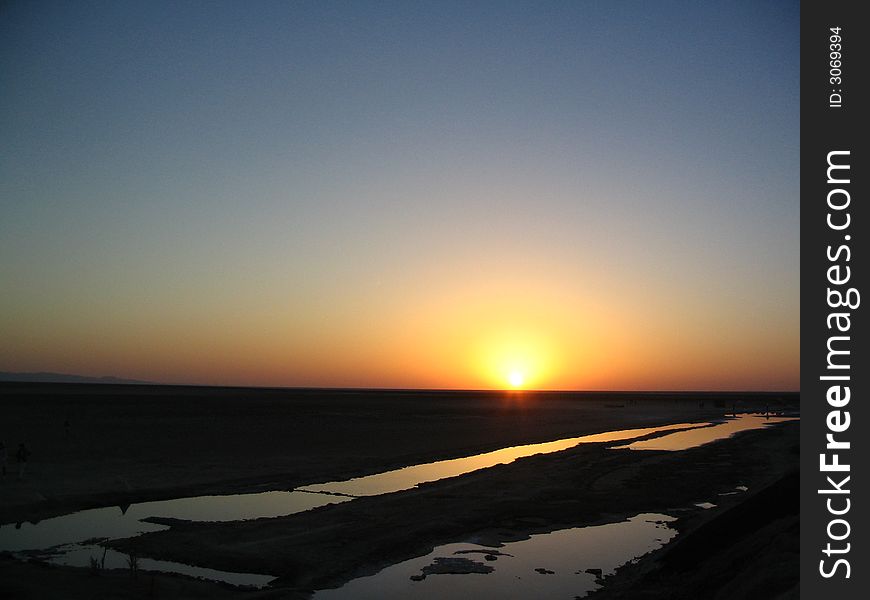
0 371 151 384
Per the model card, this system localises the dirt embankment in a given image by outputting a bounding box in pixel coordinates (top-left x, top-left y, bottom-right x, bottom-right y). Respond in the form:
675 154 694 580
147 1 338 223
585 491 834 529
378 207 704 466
1 384 798 599
588 468 799 600
2 383 791 524
110 422 799 597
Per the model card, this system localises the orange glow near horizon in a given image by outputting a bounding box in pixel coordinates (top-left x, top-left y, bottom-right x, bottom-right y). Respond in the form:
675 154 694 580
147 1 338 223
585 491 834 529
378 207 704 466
508 371 525 388
476 327 555 390
0 267 800 391
0 246 800 392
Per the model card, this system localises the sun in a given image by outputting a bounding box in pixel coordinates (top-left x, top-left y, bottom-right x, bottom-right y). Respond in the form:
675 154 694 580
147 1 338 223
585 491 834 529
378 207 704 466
508 371 525 388
476 329 556 390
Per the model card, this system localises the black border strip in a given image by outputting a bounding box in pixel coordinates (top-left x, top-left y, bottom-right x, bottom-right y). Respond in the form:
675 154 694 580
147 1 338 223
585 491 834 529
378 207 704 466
801 1 867 597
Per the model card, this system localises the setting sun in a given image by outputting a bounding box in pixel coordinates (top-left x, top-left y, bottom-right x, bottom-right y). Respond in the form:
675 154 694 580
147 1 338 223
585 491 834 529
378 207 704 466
0 2 798 396
508 371 525 388
474 328 558 390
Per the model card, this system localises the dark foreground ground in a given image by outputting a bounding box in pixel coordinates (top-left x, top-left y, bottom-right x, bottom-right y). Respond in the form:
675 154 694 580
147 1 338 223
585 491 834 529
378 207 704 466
0 383 798 599
589 468 798 600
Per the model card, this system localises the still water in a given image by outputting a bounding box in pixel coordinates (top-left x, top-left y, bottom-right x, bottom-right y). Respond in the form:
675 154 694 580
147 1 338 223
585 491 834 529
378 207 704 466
298 422 707 497
42 542 276 588
0 414 795 589
612 414 797 451
315 513 679 600
0 491 350 551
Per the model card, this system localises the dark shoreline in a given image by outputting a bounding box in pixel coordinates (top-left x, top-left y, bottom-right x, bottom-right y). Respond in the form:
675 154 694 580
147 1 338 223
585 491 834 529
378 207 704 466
1 384 799 598
0 383 797 525
0 380 799 398
105 421 797 596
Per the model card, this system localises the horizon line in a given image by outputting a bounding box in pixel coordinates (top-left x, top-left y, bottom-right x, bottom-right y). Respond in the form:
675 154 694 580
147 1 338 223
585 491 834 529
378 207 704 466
0 375 800 395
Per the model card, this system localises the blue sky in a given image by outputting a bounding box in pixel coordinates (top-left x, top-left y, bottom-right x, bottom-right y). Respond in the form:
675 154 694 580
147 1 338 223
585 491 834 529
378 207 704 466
0 1 800 389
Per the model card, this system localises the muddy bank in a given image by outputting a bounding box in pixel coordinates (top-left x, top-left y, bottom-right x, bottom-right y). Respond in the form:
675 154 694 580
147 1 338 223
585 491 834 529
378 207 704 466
0 553 295 600
109 421 799 596
588 469 799 600
1 383 793 524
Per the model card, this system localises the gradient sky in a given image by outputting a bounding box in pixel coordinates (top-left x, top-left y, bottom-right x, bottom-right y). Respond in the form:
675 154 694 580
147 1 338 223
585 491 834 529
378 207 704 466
0 1 799 390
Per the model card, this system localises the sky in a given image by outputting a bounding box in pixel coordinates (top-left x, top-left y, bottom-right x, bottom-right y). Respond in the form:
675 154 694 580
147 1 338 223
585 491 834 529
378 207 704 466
0 1 800 391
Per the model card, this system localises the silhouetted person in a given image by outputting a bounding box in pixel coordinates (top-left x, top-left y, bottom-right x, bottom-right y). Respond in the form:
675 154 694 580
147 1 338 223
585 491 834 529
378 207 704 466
16 442 31 480
0 442 7 477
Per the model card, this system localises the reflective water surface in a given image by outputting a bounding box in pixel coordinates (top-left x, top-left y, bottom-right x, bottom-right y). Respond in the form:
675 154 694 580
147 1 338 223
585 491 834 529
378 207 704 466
0 414 795 589
0 491 351 586
299 422 708 497
45 543 275 588
0 421 704 558
314 513 678 599
0 491 350 552
611 414 798 451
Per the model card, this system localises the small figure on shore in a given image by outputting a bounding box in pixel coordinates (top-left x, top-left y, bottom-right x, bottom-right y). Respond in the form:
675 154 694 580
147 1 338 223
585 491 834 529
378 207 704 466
1 442 7 477
16 442 31 480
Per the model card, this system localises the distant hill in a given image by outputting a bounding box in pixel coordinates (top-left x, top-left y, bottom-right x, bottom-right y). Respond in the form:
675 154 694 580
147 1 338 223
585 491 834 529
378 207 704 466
0 371 151 385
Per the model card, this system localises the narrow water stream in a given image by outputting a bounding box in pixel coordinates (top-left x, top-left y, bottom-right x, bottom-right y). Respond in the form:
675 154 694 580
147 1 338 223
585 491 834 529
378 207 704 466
0 413 796 590
298 421 707 497
611 414 797 451
314 513 680 599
